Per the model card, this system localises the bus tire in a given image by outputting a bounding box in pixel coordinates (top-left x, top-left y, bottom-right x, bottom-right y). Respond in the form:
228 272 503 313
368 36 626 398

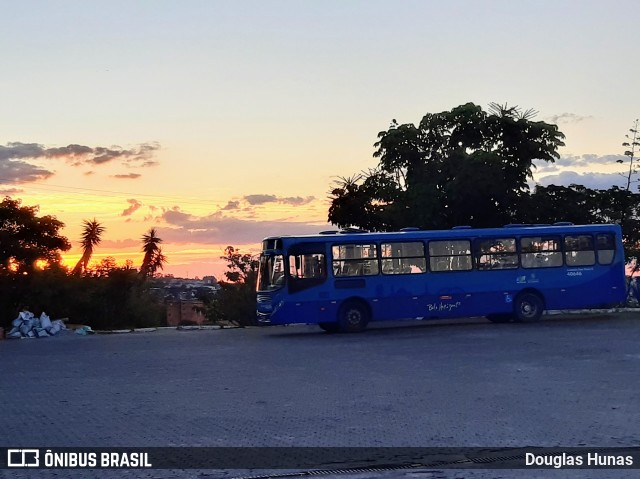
486 313 512 323
514 292 544 322
338 300 369 333
318 322 340 333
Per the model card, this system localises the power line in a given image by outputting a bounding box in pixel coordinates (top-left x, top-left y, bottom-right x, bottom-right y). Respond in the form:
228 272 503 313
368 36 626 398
1 181 326 215
1 180 227 205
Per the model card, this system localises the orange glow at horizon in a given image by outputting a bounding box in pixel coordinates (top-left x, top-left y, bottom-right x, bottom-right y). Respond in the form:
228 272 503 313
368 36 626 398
60 242 261 279
34 259 48 270
8 259 18 272
10 175 328 280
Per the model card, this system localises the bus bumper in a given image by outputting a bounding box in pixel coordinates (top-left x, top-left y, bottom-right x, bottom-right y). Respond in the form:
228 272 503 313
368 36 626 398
257 311 271 324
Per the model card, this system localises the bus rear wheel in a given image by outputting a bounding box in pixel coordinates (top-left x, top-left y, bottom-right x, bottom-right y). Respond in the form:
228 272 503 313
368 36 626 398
514 292 544 322
338 300 369 333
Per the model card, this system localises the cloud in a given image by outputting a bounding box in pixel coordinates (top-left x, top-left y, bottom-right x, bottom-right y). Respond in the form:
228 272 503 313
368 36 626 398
163 209 193 224
44 144 94 158
121 199 143 217
0 187 24 196
242 194 316 206
244 194 278 205
280 196 315 205
91 147 147 165
157 208 328 245
533 154 626 173
0 158 55 184
0 141 160 184
532 163 560 173
536 171 627 190
222 200 240 210
556 154 625 168
545 113 593 124
0 143 44 161
0 141 160 165
112 173 141 179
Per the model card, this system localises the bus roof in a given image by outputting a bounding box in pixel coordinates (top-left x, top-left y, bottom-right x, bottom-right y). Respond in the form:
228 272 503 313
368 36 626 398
262 223 621 248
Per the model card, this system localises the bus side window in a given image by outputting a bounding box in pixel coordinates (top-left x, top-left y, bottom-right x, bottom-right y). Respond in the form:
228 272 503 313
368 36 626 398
289 253 327 279
520 236 562 268
332 244 379 277
596 233 616 265
380 241 426 275
475 238 517 270
564 235 595 266
428 240 472 272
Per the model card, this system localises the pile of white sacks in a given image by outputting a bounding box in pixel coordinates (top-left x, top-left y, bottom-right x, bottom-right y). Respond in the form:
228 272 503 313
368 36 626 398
6 309 67 339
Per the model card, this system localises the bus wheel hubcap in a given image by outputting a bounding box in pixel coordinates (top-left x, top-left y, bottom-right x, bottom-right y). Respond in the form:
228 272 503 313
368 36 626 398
347 310 361 324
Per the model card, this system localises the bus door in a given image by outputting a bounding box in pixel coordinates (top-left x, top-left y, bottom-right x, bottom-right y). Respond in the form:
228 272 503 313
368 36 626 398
287 243 329 323
426 239 475 318
377 241 428 320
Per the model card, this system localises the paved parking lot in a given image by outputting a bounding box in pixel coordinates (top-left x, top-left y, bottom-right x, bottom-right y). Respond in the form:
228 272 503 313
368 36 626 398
1 312 639 479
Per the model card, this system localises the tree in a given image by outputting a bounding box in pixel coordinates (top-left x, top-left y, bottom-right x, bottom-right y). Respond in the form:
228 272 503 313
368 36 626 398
523 184 604 225
524 184 640 270
0 197 70 274
618 119 640 192
139 228 167 277
71 219 105 275
328 103 566 231
0 197 71 325
88 256 118 277
597 186 640 273
220 245 259 283
200 246 258 326
611 119 640 266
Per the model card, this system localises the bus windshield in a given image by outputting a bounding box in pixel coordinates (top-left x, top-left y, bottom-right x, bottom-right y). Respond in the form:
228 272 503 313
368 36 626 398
257 253 285 291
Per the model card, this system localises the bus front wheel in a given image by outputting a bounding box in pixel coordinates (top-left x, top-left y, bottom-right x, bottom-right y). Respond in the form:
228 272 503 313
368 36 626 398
514 292 544 322
338 300 369 333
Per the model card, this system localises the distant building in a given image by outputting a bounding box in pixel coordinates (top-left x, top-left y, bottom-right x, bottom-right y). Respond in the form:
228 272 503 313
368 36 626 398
166 298 206 326
152 276 219 325
202 276 219 286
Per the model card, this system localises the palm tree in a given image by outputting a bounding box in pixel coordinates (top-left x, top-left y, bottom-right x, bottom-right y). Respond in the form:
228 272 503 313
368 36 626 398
71 219 105 275
139 228 167 277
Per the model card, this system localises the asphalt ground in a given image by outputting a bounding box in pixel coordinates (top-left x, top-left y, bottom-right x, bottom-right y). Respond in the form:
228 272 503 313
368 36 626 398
1 312 639 479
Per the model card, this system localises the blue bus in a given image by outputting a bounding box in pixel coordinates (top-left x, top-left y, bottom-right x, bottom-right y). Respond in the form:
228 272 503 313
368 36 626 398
256 223 626 332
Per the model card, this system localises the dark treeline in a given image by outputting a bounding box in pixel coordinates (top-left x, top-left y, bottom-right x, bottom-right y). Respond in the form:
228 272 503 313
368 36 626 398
0 197 165 330
1 264 165 330
328 103 640 265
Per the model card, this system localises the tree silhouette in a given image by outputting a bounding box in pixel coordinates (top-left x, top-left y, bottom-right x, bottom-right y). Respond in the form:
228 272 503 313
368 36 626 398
199 246 258 326
71 219 105 276
328 102 565 231
618 119 640 192
0 197 70 275
139 228 167 277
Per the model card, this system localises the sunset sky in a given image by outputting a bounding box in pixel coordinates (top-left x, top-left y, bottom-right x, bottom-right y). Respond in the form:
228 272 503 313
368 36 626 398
2 0 639 279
